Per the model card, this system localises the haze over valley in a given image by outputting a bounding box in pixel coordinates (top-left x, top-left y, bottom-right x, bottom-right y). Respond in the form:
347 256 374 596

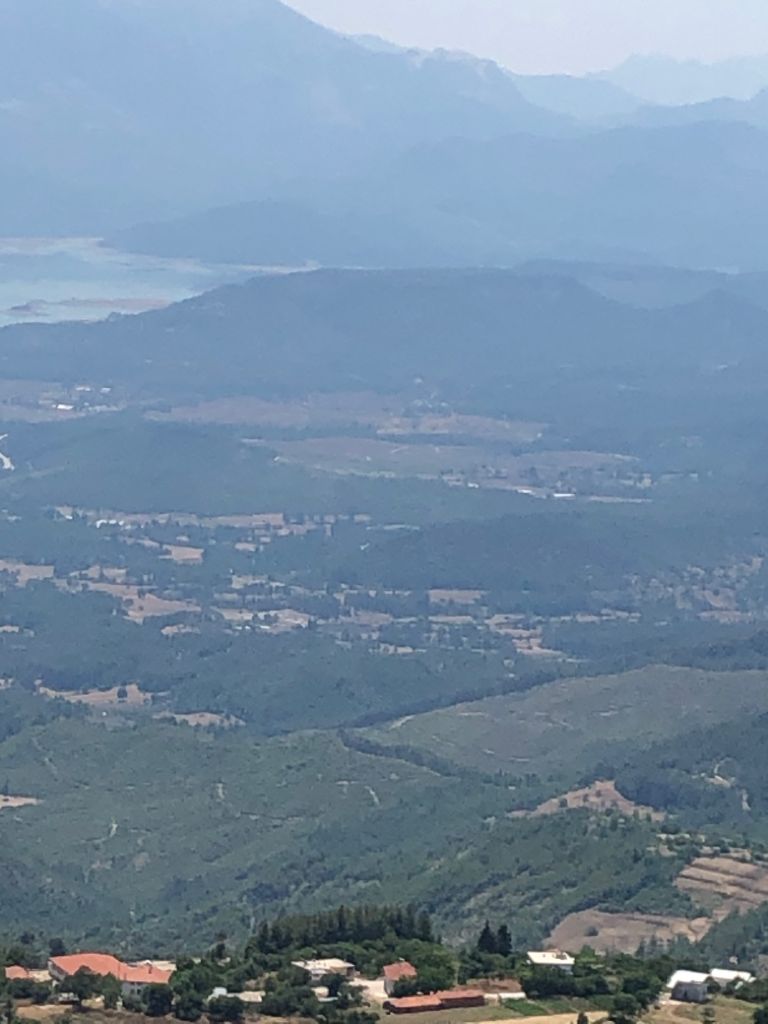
5 4 768 1020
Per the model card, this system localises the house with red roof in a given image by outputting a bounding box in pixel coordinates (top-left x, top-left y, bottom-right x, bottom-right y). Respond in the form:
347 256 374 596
5 965 52 984
382 961 418 997
48 954 174 999
384 988 485 1014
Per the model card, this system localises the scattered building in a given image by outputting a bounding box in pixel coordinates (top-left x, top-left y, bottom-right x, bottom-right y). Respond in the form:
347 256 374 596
666 967 755 1003
291 958 356 984
48 954 174 998
667 970 710 1003
383 962 418 996
209 988 264 1007
490 992 527 1004
710 969 755 988
384 989 485 1014
527 951 575 973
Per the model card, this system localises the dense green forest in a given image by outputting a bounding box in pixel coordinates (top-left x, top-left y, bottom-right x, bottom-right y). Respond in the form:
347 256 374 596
2 266 768 955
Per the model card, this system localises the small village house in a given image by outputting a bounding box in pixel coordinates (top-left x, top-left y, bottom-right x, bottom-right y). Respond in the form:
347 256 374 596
384 988 485 1014
291 958 356 984
382 961 418 996
666 967 755 1003
527 951 575 973
48 954 174 999
667 970 710 1003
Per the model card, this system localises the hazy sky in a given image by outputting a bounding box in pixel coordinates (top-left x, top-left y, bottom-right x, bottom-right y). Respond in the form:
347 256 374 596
286 0 768 75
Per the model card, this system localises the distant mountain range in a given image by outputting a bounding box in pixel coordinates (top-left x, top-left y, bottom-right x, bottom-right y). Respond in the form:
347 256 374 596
0 0 570 234
4 0 768 276
597 53 768 106
115 121 768 271
4 267 768 441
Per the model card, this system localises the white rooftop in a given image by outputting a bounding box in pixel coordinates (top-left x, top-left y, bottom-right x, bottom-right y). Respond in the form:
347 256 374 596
667 971 709 988
710 969 754 985
292 958 354 972
527 951 575 967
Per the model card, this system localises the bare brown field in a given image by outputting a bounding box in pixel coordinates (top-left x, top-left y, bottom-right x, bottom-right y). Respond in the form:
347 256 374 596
647 997 754 1024
0 795 40 810
549 909 711 954
18 1010 149 1024
162 544 205 564
676 854 768 913
523 780 664 821
61 580 200 622
17 1007 65 1021
0 559 55 584
549 852 768 954
39 683 148 708
151 392 543 445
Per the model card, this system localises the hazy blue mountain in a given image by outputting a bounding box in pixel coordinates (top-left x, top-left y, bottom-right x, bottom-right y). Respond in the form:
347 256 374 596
4 269 768 425
511 73 642 120
116 121 768 272
620 87 768 130
353 35 642 121
0 0 569 235
514 260 768 310
598 53 768 105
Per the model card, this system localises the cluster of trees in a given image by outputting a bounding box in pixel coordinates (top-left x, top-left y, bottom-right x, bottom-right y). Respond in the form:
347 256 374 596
246 905 434 956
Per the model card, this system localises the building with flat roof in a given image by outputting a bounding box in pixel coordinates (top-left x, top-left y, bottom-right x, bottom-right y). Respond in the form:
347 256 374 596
527 951 575 973
291 958 356 984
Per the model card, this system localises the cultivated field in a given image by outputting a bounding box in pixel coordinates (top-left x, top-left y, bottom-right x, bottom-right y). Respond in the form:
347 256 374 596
676 853 768 914
40 683 148 707
549 908 711 954
646 998 754 1024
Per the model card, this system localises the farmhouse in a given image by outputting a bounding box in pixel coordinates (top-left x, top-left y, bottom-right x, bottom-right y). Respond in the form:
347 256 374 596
48 954 174 998
384 988 485 1014
382 961 418 996
291 958 356 984
527 950 575 973
666 967 756 1003
384 995 443 1014
667 971 710 1003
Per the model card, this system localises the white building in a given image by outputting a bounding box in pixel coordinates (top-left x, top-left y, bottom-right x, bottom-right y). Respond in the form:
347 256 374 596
667 971 710 1003
710 969 754 988
291 959 355 984
667 967 755 1004
527 951 575 973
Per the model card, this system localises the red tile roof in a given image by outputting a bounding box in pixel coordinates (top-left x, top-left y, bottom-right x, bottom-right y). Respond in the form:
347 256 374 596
383 962 418 981
49 955 172 986
5 966 32 981
385 995 444 1013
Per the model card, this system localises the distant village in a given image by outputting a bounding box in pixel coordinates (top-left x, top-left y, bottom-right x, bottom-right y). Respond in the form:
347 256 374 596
3 944 760 1020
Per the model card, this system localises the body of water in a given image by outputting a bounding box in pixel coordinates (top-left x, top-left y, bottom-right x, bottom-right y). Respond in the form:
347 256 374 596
0 237 262 328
